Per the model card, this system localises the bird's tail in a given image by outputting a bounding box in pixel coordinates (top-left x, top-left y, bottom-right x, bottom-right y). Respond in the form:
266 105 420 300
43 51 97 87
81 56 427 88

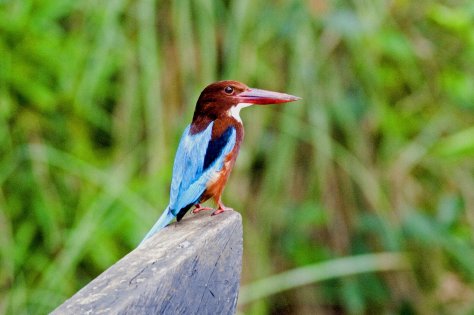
140 206 175 245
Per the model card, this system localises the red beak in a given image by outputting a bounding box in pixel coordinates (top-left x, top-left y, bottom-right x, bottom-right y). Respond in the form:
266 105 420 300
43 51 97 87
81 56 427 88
237 88 301 105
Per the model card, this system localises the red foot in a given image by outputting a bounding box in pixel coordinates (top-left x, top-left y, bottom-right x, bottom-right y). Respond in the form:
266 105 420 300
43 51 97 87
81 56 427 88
211 201 233 216
192 204 213 214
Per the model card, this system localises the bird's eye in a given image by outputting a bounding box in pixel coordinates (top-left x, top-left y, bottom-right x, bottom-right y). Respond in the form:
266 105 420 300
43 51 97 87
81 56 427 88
224 86 234 94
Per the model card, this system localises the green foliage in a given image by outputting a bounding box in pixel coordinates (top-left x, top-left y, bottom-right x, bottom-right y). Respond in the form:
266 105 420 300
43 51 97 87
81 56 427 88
1 0 474 314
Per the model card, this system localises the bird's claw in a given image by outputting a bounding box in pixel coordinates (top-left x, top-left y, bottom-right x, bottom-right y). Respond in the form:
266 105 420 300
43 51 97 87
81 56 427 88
192 204 213 214
212 206 233 216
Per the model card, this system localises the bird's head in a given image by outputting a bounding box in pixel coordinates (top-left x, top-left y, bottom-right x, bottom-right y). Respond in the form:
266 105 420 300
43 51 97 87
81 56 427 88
193 80 301 123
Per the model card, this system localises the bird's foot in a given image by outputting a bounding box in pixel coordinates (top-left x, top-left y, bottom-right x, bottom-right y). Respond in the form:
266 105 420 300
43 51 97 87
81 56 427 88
192 204 213 214
212 201 233 216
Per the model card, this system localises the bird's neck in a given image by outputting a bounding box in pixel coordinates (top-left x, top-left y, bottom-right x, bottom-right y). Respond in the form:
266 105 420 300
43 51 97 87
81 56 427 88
191 114 243 142
211 116 243 139
190 103 248 136
228 103 252 123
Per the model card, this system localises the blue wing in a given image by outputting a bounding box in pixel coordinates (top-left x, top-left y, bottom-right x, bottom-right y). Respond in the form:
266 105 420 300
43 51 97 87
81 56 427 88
168 123 212 207
169 122 236 217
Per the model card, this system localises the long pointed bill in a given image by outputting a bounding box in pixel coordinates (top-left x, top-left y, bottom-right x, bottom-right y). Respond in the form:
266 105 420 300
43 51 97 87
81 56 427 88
237 88 301 105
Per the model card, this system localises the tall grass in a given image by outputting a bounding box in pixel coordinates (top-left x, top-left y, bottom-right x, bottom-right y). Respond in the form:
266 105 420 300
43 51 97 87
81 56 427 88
1 0 474 314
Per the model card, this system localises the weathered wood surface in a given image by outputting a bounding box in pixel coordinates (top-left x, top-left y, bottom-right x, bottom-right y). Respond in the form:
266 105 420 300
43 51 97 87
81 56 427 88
52 211 243 315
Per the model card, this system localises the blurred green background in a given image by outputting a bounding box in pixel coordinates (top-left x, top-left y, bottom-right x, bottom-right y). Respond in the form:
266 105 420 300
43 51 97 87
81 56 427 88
1 0 474 314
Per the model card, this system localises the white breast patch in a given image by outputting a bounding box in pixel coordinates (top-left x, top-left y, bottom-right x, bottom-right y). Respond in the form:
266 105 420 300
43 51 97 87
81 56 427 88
228 103 252 123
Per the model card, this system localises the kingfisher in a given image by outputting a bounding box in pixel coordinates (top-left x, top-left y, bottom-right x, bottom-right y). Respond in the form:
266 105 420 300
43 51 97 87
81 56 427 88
141 80 300 243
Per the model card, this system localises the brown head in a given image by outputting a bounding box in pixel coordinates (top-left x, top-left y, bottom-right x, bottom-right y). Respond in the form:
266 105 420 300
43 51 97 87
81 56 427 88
192 80 301 124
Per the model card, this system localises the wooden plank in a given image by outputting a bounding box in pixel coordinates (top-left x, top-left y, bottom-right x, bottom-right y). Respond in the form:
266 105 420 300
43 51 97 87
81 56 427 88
52 211 243 315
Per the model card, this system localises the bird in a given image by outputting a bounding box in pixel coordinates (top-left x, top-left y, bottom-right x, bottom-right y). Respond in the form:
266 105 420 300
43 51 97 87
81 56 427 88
141 80 300 243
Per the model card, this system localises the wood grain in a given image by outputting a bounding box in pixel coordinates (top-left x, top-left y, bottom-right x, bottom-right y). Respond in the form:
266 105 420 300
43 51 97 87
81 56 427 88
52 211 243 315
